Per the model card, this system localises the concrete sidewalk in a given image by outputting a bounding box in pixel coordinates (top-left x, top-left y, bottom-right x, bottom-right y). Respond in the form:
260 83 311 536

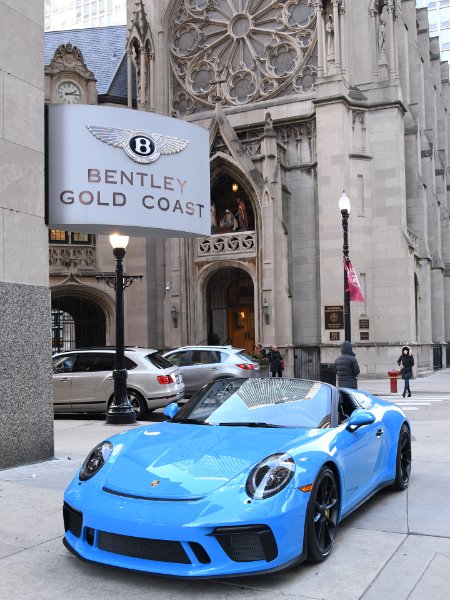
1 372 450 599
360 366 450 396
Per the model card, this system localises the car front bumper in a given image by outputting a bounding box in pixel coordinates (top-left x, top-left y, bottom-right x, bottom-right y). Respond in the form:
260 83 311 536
63 479 308 577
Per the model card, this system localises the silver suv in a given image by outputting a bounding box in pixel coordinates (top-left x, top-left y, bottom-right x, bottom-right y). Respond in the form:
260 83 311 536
52 347 185 419
163 345 260 397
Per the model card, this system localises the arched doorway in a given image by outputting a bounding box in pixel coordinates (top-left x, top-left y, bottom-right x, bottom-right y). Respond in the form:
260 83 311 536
206 268 254 352
51 296 106 352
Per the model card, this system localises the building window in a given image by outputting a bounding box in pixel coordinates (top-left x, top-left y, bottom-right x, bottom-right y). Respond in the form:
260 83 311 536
49 230 94 245
49 229 69 243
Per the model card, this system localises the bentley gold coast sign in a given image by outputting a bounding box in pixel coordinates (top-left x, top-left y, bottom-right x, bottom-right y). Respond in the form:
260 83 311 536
46 105 210 237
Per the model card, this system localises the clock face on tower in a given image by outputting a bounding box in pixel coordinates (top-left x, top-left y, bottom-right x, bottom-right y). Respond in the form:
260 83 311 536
56 80 83 104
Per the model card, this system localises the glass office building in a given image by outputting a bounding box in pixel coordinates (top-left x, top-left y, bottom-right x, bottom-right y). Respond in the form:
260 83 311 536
417 0 450 62
45 0 126 32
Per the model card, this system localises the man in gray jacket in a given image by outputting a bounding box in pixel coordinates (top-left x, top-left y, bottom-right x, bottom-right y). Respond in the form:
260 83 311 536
334 341 360 389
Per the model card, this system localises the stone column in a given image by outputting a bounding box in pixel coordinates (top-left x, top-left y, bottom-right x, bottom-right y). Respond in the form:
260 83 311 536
339 4 346 75
370 9 378 77
333 0 341 73
127 49 132 108
149 52 155 112
316 4 325 77
387 2 396 79
140 44 146 108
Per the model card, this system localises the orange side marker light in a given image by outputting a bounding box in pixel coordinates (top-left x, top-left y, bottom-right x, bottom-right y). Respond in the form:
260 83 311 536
300 483 313 493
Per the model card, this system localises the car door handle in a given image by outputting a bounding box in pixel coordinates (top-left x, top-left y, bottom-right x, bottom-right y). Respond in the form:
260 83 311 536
210 367 219 371
60 377 71 382
107 376 114 381
376 428 384 437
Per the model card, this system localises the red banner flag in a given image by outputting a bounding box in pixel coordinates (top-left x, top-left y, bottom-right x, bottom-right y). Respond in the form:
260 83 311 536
344 259 365 303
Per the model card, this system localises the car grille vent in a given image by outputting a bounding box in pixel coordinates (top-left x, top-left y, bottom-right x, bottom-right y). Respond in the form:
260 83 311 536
188 542 211 564
63 502 83 538
213 525 278 563
97 531 191 564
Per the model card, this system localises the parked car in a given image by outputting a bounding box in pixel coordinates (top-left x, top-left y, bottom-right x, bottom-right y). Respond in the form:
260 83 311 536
63 377 411 577
162 345 261 396
52 347 185 419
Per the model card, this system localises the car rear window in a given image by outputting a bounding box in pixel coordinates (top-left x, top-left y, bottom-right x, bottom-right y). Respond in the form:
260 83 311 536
125 357 137 370
146 352 174 370
236 351 254 362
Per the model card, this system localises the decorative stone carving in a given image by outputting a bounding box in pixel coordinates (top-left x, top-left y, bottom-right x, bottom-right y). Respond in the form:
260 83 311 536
49 247 97 272
211 118 316 167
45 43 95 79
378 5 387 63
170 0 318 115
196 231 257 258
325 14 334 57
352 111 367 154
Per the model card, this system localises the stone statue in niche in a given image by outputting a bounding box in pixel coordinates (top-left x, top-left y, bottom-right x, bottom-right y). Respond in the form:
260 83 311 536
378 10 387 56
220 209 239 231
326 14 334 57
236 198 249 231
264 112 275 135
211 202 218 234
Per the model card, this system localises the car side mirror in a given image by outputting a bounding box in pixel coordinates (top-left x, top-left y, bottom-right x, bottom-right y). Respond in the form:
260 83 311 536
164 403 179 419
345 409 376 432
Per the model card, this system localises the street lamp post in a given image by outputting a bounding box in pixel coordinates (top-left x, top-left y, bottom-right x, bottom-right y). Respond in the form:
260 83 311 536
106 234 136 425
339 191 351 342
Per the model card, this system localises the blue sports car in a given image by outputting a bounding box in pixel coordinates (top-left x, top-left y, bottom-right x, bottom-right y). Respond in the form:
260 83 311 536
63 378 411 577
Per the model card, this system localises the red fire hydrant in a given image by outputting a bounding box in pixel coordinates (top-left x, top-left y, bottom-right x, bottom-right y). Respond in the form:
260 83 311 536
387 370 400 393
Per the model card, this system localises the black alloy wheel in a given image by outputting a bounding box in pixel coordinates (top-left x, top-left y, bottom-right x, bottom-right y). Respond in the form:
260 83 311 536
392 423 411 491
127 390 147 420
306 466 339 563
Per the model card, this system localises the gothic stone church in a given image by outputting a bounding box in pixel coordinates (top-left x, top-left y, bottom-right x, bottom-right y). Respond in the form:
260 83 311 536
46 0 450 378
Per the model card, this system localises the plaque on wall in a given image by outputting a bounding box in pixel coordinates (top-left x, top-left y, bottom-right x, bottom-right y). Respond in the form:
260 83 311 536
330 331 340 341
359 319 370 329
325 306 344 330
360 331 369 341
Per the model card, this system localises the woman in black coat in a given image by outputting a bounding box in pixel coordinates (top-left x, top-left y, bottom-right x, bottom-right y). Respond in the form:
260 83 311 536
397 346 414 397
266 345 283 378
334 341 360 389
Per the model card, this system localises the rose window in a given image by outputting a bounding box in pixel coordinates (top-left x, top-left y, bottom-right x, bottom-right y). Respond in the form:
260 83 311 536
170 0 317 115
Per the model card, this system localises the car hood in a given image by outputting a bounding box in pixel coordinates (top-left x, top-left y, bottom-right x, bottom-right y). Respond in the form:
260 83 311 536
105 422 314 499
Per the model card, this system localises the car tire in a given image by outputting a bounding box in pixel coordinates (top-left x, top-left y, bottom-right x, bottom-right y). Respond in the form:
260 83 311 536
392 423 411 491
305 466 339 563
108 390 147 420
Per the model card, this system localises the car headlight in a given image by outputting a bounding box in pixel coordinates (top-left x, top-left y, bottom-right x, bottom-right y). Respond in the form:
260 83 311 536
246 453 295 499
79 441 113 481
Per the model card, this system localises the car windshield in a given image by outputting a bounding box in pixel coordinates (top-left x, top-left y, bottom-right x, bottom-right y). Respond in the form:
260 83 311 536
173 378 331 429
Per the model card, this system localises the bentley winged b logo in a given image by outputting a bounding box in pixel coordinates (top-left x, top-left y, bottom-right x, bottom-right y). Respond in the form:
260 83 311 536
86 125 189 164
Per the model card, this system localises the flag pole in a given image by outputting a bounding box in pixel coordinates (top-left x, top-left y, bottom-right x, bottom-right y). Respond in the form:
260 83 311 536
339 192 351 342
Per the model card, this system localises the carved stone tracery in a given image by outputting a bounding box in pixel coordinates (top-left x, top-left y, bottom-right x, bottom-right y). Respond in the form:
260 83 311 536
170 0 318 116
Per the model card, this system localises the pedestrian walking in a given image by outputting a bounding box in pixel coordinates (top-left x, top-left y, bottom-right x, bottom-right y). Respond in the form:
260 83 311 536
254 343 266 360
335 341 360 389
397 346 414 397
266 345 283 378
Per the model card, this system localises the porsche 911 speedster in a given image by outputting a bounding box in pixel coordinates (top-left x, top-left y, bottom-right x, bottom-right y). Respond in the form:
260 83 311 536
63 378 411 577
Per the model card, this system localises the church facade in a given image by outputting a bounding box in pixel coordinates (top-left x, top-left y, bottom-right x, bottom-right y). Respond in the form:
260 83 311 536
46 0 450 378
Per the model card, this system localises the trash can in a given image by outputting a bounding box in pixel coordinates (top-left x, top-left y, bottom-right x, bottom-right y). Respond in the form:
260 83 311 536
387 370 400 393
320 363 336 386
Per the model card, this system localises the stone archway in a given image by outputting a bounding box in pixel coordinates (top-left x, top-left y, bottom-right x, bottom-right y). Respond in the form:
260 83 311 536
51 296 106 352
51 284 115 351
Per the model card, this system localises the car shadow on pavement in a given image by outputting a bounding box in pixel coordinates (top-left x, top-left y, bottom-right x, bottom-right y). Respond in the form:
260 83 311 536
54 411 168 423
